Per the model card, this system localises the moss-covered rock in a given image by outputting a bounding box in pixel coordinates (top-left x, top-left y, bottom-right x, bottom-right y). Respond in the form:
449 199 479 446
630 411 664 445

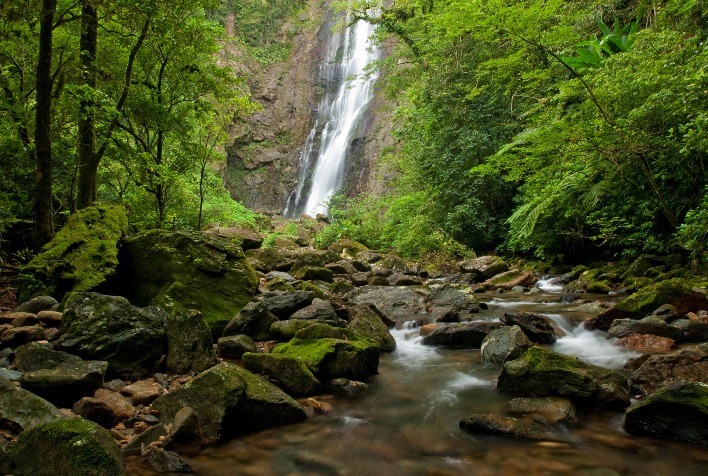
347 305 396 352
6 418 125 476
18 206 128 303
58 292 166 380
293 266 334 283
586 279 708 330
273 324 379 380
481 325 532 365
497 347 630 410
217 334 256 360
295 281 328 299
263 278 295 292
624 382 708 444
116 230 258 335
222 301 278 341
19 359 108 408
242 352 320 396
151 362 306 443
327 239 369 256
245 247 289 273
165 309 217 374
576 269 611 294
270 320 319 341
0 376 62 434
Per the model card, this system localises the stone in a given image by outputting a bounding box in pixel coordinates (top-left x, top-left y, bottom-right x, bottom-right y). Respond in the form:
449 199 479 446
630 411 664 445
270 320 320 342
290 298 338 321
217 335 256 360
330 281 355 295
624 382 708 444
346 286 427 316
347 304 396 352
497 347 630 410
261 291 314 319
293 266 334 283
245 247 289 273
17 206 128 303
481 325 533 365
73 389 135 427
421 322 504 348
145 448 192 473
629 343 708 395
328 239 369 256
242 352 320 396
606 316 682 341
165 407 203 449
5 418 126 475
0 375 62 434
222 301 278 341
650 304 679 322
419 324 439 336
263 277 295 292
427 284 479 313
20 359 108 408
10 313 39 327
351 272 370 286
151 362 306 443
502 312 557 344
459 256 509 279
387 274 423 286
435 308 461 323
673 318 708 343
0 325 46 347
165 309 217 374
14 295 58 314
585 279 708 331
204 225 263 251
58 293 166 380
44 328 60 342
120 380 163 406
458 414 550 440
616 334 676 352
117 230 259 335
508 397 577 425
273 324 379 380
326 260 358 275
14 342 80 372
484 270 538 291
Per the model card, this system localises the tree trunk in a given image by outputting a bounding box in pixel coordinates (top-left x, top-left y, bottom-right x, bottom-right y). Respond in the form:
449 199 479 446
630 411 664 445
34 0 56 248
76 1 98 209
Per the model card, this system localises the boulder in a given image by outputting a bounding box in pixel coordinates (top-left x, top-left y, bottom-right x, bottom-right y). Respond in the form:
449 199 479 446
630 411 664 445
263 278 295 292
117 230 258 335
347 305 396 352
330 281 356 295
73 389 135 427
346 286 427 316
241 352 320 396
17 205 128 303
502 312 557 344
325 378 369 397
628 343 708 395
458 414 550 440
5 418 126 475
165 309 216 374
427 284 479 313
497 347 630 410
421 322 503 348
650 304 679 322
58 293 166 380
151 362 306 443
37 310 62 325
481 325 533 365
0 376 62 434
507 397 577 425
14 342 80 372
328 239 368 256
387 274 423 286
585 279 708 331
606 317 682 341
14 295 58 314
459 256 509 279
204 226 263 250
273 324 379 380
270 320 320 342
120 380 163 406
265 271 296 282
0 325 46 347
673 318 708 343
483 270 537 291
325 260 358 275
624 382 708 444
222 301 278 340
616 334 676 352
245 247 289 273
291 298 338 322
217 335 256 360
19 359 108 408
436 308 462 323
293 266 334 283
261 291 314 319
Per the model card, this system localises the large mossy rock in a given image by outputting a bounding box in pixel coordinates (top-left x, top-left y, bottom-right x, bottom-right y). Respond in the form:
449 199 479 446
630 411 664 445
497 347 630 410
57 292 166 379
6 418 126 476
272 324 379 380
165 309 216 374
117 230 258 335
586 279 708 331
347 305 396 352
18 206 128 303
151 362 306 443
241 352 320 396
0 376 62 434
624 382 708 444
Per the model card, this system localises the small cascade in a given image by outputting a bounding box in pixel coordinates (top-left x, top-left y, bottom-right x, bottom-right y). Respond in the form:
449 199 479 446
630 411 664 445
285 9 378 217
536 276 564 293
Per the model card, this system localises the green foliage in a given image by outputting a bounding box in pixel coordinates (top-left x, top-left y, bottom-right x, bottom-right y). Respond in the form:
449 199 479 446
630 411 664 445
562 16 639 69
678 187 708 256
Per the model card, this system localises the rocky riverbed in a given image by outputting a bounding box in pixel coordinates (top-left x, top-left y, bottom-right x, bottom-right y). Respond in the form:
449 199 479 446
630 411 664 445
1 207 707 474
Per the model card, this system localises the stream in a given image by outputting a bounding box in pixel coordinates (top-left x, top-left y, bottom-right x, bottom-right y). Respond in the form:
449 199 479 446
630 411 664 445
129 287 708 475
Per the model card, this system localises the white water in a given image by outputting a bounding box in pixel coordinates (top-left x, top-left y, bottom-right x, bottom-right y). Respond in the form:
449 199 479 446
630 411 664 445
536 276 564 293
287 11 379 217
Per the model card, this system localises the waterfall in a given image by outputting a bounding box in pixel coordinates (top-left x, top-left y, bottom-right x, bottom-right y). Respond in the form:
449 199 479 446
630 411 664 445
284 11 378 217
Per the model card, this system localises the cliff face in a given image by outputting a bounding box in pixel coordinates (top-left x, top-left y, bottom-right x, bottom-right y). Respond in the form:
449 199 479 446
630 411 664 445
223 1 393 214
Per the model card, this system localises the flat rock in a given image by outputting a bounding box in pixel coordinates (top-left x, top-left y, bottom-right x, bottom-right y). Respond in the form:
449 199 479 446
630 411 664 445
346 286 427 316
629 343 708 395
1 325 45 347
459 414 551 440
73 388 135 427
0 375 62 434
508 397 577 425
291 298 338 321
421 321 503 348
120 380 163 406
606 316 682 341
19 359 108 408
616 334 676 352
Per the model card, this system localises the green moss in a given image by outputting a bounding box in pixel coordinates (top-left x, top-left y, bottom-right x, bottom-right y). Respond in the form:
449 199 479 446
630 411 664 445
18 206 128 302
616 278 692 315
486 269 523 285
293 266 333 282
295 280 327 299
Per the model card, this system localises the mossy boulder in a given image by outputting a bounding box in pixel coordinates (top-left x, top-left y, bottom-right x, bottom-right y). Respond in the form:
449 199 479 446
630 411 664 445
241 352 320 396
222 301 278 341
57 292 166 380
497 347 630 410
0 376 62 434
151 362 306 443
18 206 128 303
165 309 217 374
273 324 379 380
245 247 288 273
327 239 369 256
624 382 708 444
576 269 611 294
347 305 396 352
270 320 320 341
293 266 334 283
586 279 708 331
6 418 125 476
19 359 108 408
116 230 258 335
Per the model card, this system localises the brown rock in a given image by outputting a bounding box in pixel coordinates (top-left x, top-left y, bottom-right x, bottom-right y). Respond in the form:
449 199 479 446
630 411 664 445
419 324 440 337
36 310 62 325
616 334 676 352
0 312 36 324
629 343 708 395
11 314 40 327
134 421 149 434
121 380 163 406
0 325 45 347
44 328 60 342
74 389 135 427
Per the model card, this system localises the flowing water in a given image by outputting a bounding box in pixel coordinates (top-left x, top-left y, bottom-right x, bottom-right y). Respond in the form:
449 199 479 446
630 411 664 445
284 11 378 217
128 290 708 475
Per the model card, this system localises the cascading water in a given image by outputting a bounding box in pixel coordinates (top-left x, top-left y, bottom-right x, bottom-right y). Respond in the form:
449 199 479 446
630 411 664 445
284 10 378 217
